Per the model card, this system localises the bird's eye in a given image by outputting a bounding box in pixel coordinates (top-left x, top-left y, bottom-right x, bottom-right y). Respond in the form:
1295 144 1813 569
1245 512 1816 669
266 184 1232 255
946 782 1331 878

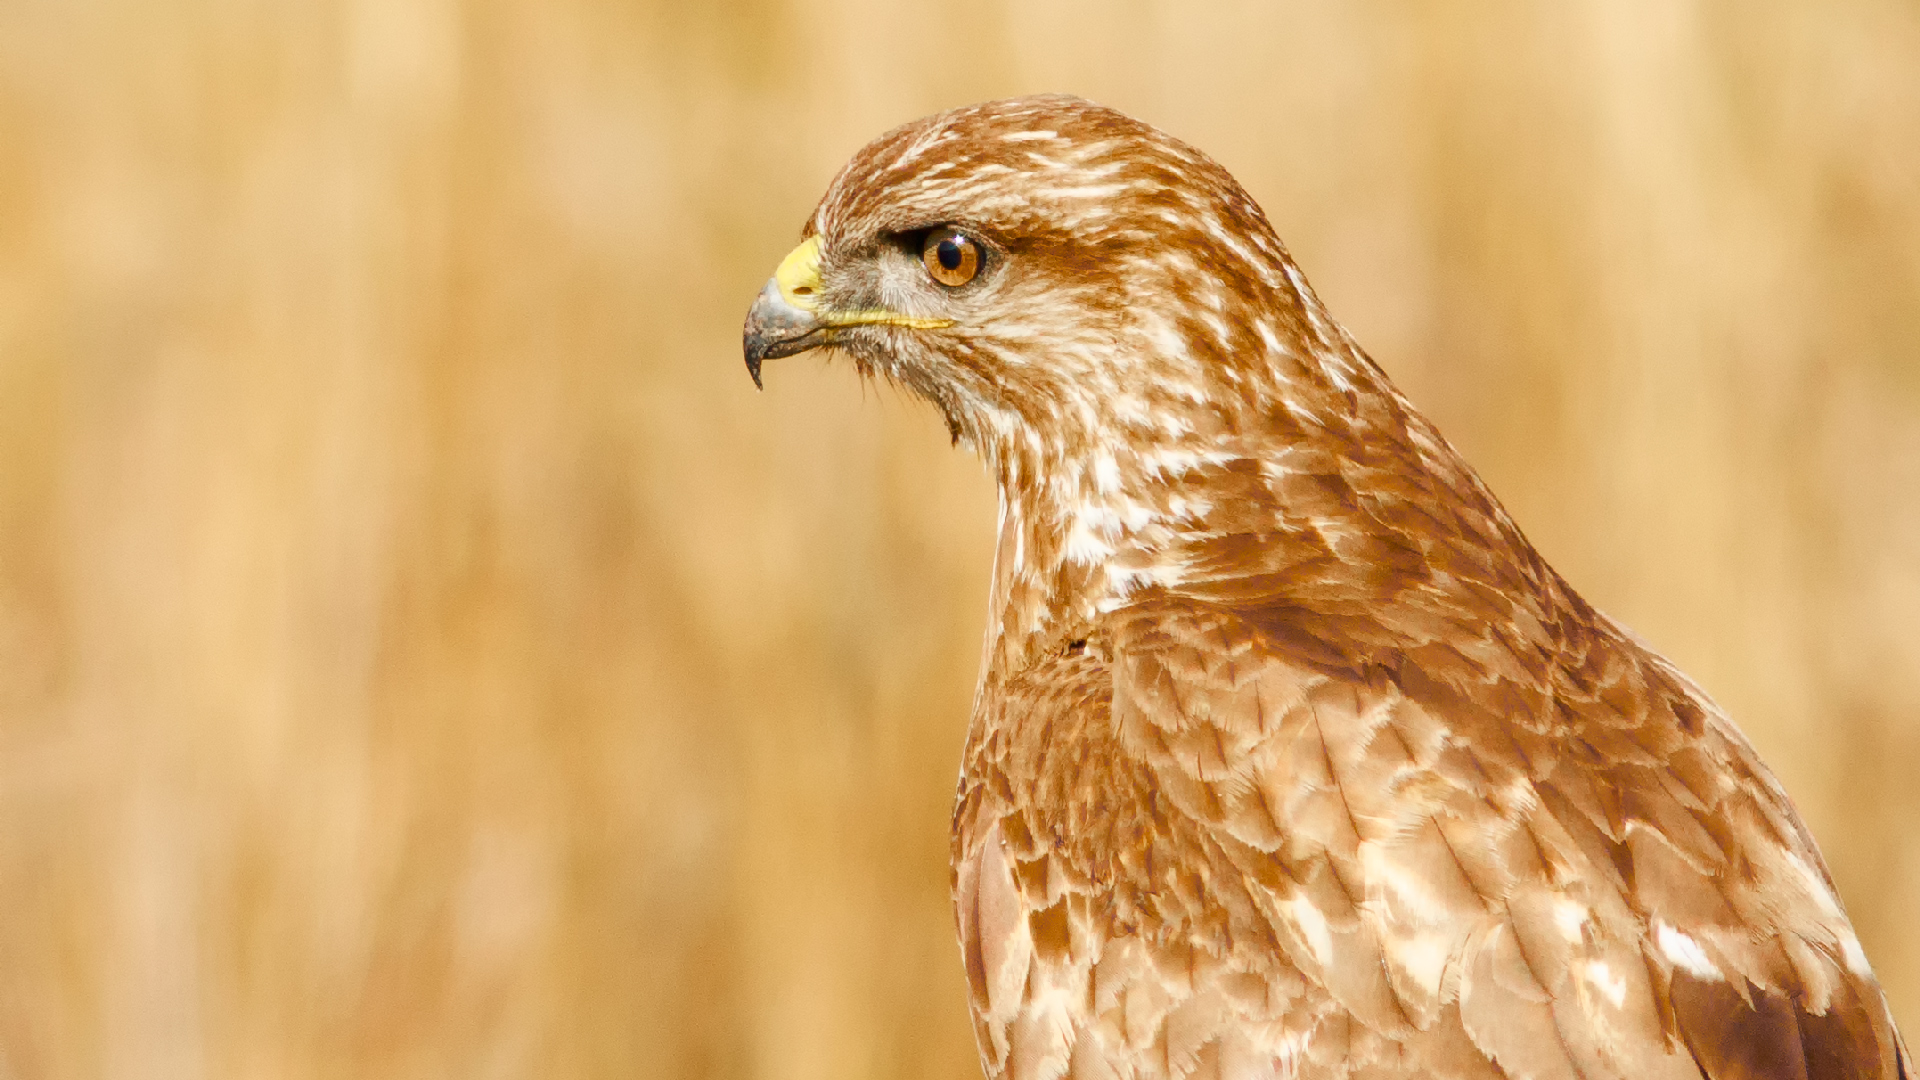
921 227 981 288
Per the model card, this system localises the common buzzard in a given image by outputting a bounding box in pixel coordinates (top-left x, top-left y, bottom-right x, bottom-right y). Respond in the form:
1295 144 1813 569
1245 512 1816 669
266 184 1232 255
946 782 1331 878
742 95 1909 1080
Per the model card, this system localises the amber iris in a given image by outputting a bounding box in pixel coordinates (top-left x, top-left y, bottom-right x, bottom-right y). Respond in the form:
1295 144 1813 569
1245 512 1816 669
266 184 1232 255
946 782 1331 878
922 227 981 287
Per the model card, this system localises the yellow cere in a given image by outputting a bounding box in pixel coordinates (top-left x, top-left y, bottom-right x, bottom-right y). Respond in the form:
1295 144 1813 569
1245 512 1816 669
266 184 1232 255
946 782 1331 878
772 236 954 330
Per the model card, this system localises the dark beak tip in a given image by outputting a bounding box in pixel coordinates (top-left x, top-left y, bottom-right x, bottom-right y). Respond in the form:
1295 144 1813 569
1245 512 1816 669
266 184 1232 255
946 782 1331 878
742 278 823 389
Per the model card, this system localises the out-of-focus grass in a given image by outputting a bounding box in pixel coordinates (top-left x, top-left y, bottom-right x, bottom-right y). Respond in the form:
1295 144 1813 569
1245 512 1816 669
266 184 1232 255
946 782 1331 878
0 2 1913 1076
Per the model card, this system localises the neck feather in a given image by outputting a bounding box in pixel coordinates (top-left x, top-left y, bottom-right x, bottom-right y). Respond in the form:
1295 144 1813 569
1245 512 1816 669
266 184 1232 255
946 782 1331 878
972 357 1566 683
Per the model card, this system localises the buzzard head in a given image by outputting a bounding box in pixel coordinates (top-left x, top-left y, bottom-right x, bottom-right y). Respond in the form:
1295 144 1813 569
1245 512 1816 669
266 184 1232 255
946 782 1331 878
742 94 1497 659
742 95 1365 478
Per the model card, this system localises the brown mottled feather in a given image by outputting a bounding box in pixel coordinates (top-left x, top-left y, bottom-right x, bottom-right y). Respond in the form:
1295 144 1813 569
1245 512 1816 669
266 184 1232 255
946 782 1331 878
765 95 1907 1080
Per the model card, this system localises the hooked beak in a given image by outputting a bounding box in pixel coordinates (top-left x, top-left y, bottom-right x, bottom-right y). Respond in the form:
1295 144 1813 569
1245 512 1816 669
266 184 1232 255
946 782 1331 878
741 236 954 389
742 238 828 389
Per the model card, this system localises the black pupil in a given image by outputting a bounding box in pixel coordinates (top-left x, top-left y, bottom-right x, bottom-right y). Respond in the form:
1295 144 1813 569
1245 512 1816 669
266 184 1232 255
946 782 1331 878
937 237 965 271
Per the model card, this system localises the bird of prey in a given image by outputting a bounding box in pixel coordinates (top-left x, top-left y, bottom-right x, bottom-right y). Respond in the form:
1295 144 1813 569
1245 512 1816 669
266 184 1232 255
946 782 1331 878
741 95 1910 1080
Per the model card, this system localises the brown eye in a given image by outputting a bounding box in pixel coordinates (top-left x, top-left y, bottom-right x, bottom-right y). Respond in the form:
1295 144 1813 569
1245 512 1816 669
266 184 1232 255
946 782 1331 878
921 227 981 287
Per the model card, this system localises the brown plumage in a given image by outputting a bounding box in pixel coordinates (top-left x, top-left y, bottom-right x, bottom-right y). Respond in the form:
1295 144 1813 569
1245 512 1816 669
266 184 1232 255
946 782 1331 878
741 95 1910 1080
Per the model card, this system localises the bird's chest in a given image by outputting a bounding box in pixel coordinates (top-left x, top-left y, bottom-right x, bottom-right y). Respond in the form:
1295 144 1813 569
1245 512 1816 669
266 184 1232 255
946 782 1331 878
953 645 1234 947
950 645 1315 1079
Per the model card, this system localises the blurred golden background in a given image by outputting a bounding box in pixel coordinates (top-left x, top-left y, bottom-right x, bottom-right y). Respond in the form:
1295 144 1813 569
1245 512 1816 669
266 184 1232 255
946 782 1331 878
0 1 1914 1076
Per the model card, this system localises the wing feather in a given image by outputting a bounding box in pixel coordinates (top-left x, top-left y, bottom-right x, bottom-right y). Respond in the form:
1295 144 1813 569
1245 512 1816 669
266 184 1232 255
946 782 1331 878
953 587 1904 1079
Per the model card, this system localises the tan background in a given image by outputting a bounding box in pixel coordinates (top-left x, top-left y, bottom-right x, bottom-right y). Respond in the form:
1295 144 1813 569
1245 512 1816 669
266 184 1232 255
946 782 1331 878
0 1 1914 1076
